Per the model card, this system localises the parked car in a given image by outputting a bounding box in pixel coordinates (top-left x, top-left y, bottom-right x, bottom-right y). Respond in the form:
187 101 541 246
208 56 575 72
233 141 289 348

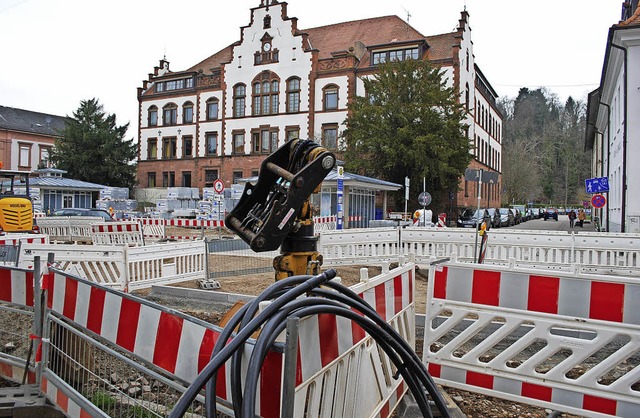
487 208 502 228
500 208 515 227
51 208 114 222
457 208 491 228
512 208 522 224
511 205 528 222
543 208 559 221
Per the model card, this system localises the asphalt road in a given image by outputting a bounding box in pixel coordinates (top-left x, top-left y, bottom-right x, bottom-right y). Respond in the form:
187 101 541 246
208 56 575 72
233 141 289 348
507 214 596 232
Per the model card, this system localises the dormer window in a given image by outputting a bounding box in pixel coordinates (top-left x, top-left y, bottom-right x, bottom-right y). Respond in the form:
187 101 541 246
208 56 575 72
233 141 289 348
372 47 420 65
155 77 194 93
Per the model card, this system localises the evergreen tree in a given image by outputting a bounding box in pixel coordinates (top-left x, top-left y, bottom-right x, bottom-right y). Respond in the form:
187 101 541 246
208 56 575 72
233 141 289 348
51 98 137 189
343 59 471 213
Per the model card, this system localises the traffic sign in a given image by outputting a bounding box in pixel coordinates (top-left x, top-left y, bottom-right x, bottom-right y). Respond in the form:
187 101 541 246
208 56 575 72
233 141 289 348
213 179 225 194
418 192 432 207
591 194 606 209
464 168 499 184
585 177 609 194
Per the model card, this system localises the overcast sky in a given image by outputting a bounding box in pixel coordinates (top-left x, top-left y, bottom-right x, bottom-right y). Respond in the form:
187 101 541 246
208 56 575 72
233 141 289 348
0 0 622 137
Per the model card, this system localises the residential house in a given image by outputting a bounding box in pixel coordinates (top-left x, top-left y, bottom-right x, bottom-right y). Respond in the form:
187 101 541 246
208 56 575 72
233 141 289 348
586 0 640 232
0 105 67 171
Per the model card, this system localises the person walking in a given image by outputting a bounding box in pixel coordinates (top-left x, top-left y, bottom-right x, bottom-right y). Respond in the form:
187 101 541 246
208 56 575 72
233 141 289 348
578 209 586 227
568 209 576 228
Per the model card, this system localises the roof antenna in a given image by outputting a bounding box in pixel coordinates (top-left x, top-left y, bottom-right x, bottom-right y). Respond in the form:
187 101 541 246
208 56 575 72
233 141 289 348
401 5 411 23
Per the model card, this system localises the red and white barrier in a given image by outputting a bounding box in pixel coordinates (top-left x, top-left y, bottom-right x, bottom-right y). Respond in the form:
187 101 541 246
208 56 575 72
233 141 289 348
134 218 224 228
424 262 640 417
0 268 34 306
42 258 416 418
0 267 38 385
0 234 48 246
91 221 144 246
293 263 415 417
437 213 446 228
41 376 97 418
44 269 281 416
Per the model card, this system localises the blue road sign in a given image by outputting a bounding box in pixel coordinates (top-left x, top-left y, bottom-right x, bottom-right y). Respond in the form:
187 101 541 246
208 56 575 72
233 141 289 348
585 177 609 194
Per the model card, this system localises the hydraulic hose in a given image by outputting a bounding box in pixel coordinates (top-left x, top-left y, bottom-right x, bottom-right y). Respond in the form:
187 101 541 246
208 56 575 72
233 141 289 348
169 267 450 418
204 273 332 417
171 269 337 418
241 301 435 418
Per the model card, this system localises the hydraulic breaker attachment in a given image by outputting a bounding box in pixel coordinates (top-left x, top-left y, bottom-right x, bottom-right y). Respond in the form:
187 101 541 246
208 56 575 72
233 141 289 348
225 139 336 253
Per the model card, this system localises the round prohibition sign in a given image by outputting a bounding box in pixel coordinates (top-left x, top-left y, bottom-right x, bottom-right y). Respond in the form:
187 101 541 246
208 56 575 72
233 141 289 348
213 179 225 194
591 193 606 209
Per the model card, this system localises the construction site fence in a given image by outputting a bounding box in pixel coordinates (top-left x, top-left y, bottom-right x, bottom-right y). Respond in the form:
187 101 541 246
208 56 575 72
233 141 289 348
424 259 640 417
0 255 416 418
16 240 207 292
319 227 640 274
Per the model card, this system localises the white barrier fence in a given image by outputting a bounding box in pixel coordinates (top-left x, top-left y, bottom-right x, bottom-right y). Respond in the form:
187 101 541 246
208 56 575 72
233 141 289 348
36 216 107 242
320 227 640 273
17 240 207 291
423 260 640 417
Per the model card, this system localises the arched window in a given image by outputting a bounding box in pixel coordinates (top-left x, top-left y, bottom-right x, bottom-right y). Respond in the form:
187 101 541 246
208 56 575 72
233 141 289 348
286 77 301 113
183 101 194 124
233 84 246 118
162 103 177 126
252 72 280 116
148 106 158 127
323 84 339 111
206 98 219 120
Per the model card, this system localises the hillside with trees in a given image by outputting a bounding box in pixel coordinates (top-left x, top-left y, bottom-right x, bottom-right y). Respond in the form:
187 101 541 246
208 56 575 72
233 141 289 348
498 88 591 207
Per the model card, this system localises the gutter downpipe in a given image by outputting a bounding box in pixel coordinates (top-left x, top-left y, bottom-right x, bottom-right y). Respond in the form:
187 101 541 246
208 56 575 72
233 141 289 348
599 101 611 232
611 43 627 232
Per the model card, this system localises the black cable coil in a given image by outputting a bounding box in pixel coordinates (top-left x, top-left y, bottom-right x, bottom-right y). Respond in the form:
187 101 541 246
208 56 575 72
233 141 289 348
168 268 450 418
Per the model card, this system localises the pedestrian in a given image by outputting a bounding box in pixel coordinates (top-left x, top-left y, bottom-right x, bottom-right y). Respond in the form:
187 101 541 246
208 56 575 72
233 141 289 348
568 209 576 228
578 209 586 227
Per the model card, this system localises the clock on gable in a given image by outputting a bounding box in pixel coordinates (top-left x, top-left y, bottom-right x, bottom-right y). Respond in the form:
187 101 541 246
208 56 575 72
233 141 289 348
256 34 278 65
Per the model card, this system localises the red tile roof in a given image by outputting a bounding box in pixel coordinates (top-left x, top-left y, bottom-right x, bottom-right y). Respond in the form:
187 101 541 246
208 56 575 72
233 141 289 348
618 5 640 26
187 43 236 74
186 14 459 74
301 15 426 60
425 32 458 61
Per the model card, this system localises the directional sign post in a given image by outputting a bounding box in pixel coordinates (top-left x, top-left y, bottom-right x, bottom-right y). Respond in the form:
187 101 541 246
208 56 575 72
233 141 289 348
585 177 609 194
336 166 344 230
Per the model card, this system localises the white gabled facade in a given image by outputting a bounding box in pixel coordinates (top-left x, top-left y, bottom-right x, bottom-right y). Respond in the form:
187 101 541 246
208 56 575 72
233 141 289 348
586 2 640 232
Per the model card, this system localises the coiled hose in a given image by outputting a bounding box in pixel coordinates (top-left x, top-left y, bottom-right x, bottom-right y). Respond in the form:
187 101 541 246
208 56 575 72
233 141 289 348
168 268 450 418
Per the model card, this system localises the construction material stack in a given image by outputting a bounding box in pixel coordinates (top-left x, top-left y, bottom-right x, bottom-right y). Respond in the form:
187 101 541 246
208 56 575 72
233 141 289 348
157 187 200 218
96 187 136 218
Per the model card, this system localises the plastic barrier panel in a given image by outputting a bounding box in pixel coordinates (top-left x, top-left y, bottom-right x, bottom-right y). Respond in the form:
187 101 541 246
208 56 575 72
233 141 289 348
41 267 276 417
0 266 39 385
424 261 640 417
293 262 415 418
91 221 145 246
